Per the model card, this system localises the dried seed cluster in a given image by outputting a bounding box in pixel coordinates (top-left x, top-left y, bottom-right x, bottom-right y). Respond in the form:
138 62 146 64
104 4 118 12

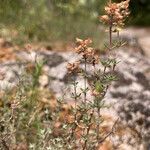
100 0 130 27
67 61 80 74
67 38 99 74
75 38 98 61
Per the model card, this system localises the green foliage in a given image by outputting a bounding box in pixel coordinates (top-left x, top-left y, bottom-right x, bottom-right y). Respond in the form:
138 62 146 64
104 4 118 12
32 60 45 88
0 0 149 46
95 81 104 93
0 0 107 45
129 0 150 26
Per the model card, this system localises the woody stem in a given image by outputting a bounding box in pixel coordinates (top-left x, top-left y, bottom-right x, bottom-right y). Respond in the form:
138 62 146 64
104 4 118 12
109 23 112 49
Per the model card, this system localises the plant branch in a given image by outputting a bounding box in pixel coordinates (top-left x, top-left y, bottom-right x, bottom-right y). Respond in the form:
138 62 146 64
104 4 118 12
82 111 94 150
99 118 119 144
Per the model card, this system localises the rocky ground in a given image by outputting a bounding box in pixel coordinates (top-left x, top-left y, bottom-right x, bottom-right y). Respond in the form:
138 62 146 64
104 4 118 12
0 28 149 149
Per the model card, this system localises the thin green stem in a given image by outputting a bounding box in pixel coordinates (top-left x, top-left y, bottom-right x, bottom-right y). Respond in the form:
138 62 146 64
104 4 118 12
82 111 94 150
84 57 87 104
11 108 16 145
109 24 112 49
96 106 101 141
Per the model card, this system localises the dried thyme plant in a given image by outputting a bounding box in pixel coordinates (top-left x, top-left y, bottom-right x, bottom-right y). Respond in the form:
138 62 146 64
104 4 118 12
0 0 130 150
64 0 130 149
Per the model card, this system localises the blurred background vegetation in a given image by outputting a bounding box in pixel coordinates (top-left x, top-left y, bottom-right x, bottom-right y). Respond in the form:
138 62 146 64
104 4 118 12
0 0 149 46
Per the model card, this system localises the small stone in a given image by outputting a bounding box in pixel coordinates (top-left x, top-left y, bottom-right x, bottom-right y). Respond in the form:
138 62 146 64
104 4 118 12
42 65 50 74
39 75 49 87
5 71 16 83
0 80 14 90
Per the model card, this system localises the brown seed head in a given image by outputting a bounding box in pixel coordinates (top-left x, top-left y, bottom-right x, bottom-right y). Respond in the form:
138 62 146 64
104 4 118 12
67 61 80 74
100 0 130 27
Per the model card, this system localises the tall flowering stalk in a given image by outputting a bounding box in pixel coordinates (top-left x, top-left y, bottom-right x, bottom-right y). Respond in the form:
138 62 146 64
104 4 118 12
0 1 131 150
65 0 130 149
100 0 130 48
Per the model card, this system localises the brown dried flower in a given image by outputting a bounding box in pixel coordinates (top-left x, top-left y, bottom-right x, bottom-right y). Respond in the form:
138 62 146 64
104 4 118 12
75 38 100 65
75 38 92 55
100 0 130 27
67 61 80 74
100 15 110 23
91 89 101 97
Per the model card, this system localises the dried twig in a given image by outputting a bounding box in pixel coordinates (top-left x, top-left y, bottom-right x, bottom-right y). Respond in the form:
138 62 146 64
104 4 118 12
99 118 119 144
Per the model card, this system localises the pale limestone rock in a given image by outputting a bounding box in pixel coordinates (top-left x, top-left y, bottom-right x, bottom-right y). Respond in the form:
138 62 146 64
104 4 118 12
138 36 150 58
